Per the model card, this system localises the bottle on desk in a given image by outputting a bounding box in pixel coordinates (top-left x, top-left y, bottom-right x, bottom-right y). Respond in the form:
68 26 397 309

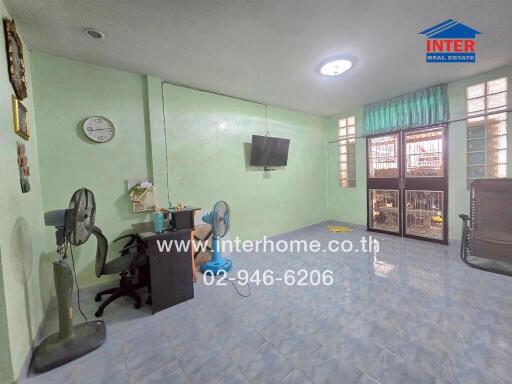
152 205 164 233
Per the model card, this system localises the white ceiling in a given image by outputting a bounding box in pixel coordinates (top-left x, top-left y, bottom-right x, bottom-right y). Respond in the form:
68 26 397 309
5 0 512 116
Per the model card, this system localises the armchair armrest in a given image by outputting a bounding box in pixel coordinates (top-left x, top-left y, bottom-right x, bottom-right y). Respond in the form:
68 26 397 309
459 214 471 261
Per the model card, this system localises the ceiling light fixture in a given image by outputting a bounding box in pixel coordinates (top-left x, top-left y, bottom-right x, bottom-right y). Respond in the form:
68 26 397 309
83 28 105 40
318 57 354 77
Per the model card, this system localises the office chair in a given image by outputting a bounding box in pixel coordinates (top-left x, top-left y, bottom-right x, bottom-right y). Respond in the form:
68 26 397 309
92 227 148 317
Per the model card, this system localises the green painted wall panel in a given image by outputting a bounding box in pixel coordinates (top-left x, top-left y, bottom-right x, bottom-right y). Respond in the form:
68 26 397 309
31 53 152 288
145 76 169 205
0 2 49 380
163 84 329 240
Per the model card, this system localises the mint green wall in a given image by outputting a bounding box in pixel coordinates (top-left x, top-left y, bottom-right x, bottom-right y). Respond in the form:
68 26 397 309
327 64 512 241
0 2 50 380
163 84 329 240
145 76 169 205
31 52 152 288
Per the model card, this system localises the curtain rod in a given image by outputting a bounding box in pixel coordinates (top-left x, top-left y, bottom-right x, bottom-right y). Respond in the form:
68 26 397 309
327 108 512 143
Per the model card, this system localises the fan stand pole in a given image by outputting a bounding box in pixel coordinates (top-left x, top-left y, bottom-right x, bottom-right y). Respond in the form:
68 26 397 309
211 236 220 263
30 230 106 373
54 259 75 339
200 235 232 275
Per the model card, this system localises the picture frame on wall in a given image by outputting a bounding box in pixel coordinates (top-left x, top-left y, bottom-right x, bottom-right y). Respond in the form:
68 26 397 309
17 141 30 193
12 95 29 140
3 18 28 100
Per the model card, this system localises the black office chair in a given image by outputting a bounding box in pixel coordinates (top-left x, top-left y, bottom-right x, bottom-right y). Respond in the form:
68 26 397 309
92 227 148 317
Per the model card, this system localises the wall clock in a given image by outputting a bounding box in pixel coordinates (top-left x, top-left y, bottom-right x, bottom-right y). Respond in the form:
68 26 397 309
3 18 27 100
82 116 115 143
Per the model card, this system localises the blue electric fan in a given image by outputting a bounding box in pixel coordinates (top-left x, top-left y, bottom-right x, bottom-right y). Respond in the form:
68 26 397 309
201 201 232 275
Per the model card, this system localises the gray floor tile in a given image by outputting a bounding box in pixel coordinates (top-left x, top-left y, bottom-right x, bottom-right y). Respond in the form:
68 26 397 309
22 223 512 384
309 356 363 384
238 341 294 384
282 369 313 384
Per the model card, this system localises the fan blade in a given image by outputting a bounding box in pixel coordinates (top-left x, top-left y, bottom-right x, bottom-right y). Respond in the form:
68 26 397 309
65 188 96 246
212 201 230 238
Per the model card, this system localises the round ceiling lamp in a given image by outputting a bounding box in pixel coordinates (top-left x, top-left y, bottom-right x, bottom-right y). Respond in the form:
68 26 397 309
318 57 355 77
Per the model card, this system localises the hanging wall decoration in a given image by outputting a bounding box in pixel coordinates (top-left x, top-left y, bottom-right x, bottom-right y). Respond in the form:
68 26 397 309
17 141 30 193
3 18 27 100
12 95 29 140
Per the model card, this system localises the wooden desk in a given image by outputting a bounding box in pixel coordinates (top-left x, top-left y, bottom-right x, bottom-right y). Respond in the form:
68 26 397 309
139 229 194 314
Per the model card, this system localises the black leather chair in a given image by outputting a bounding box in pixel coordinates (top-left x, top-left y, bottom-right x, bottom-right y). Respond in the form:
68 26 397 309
92 227 148 317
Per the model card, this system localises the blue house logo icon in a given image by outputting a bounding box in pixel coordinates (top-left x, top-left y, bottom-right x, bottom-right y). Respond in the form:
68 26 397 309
419 19 481 63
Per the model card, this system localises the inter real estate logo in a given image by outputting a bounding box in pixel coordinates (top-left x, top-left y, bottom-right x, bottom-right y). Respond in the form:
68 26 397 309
419 19 481 63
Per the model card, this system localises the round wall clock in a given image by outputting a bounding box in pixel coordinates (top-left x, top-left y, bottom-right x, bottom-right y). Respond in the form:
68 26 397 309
3 18 27 100
82 116 115 143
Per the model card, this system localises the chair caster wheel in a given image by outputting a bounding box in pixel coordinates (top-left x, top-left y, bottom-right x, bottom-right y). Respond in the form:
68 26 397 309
134 301 141 309
95 310 103 317
95 295 102 302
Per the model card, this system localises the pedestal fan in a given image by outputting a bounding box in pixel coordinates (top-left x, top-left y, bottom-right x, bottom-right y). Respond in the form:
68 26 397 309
31 188 106 373
200 201 232 275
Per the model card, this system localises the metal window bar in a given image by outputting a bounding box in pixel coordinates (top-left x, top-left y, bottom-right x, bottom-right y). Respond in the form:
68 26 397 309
369 189 400 232
405 128 444 177
405 190 444 240
327 108 512 143
369 135 399 178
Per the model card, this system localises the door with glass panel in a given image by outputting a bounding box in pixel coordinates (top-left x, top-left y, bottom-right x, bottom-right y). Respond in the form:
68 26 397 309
367 127 448 243
402 126 448 244
367 133 402 235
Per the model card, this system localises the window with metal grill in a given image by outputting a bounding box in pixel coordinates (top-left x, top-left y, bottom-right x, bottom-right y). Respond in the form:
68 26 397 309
466 77 508 188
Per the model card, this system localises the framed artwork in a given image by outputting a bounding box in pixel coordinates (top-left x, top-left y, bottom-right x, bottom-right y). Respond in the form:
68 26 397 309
17 141 30 193
12 95 29 140
3 18 27 100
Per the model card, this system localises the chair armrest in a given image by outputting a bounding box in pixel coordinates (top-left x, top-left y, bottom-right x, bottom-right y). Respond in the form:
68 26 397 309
114 233 136 243
459 214 471 261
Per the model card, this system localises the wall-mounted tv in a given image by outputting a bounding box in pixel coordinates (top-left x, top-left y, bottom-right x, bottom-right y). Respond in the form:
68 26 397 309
250 135 290 167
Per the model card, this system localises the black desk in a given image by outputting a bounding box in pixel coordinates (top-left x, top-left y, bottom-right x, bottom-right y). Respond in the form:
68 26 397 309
169 207 200 231
138 228 195 314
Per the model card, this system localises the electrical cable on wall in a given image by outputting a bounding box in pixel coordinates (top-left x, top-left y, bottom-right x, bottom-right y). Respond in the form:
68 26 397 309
160 82 172 204
70 245 88 323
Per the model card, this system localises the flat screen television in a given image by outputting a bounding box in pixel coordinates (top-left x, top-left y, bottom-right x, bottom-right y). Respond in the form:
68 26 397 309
250 135 290 167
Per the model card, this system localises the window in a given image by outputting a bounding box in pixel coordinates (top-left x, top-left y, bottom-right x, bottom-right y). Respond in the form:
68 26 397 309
368 134 399 178
338 116 356 187
466 77 508 188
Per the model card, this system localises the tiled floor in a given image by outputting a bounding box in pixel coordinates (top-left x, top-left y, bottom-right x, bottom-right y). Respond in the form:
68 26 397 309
21 222 512 384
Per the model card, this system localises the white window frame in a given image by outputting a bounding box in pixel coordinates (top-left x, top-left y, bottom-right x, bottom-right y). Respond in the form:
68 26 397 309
466 77 508 188
338 116 356 188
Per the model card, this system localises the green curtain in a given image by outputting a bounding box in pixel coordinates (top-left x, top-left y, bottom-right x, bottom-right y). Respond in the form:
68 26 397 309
363 84 449 136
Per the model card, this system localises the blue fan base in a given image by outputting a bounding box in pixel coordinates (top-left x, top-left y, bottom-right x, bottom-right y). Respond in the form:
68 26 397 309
200 257 232 275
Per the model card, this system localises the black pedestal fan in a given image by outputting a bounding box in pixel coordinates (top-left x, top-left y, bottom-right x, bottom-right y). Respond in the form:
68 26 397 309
31 188 106 373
